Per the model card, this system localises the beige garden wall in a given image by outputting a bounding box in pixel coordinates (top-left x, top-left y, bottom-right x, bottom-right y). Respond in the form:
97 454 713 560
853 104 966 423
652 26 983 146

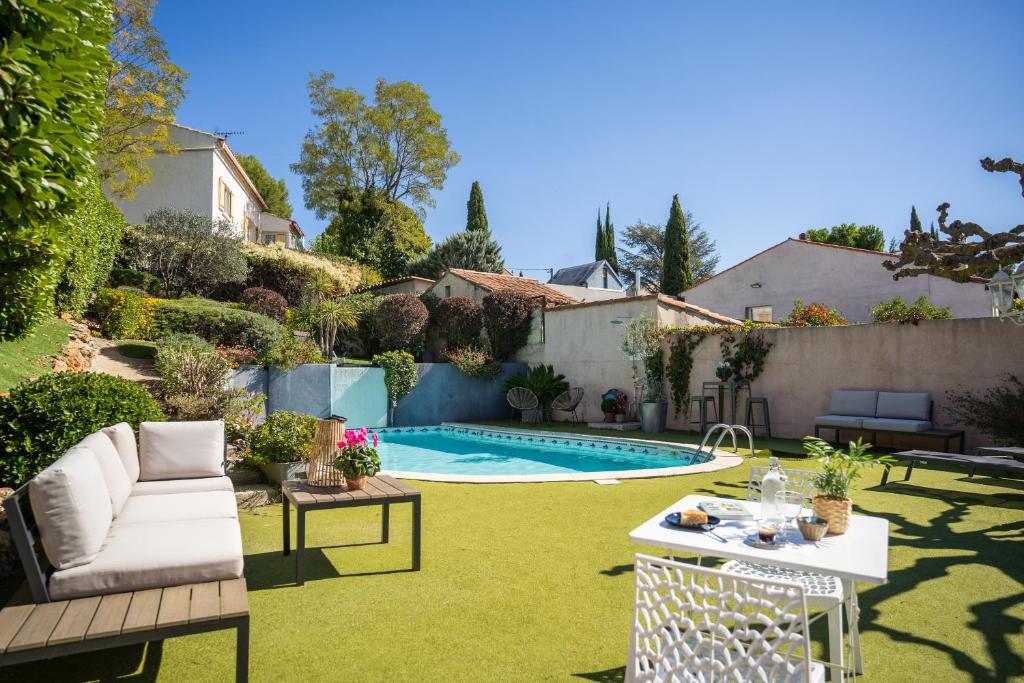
662 317 1024 453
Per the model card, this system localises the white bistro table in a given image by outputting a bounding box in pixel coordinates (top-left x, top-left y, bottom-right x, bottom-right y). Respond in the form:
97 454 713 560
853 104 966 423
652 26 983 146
629 495 889 680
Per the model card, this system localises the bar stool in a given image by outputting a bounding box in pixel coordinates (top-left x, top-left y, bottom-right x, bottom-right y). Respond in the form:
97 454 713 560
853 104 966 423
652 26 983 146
689 395 718 435
745 396 772 438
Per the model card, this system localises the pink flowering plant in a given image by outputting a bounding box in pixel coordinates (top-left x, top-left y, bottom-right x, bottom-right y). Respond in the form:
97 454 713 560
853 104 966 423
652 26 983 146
334 428 382 480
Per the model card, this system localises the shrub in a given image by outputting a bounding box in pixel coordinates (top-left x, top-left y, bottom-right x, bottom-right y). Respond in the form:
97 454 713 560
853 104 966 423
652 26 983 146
107 266 164 296
946 375 1024 445
217 345 258 368
155 334 234 420
435 296 483 350
249 411 317 464
93 287 156 339
375 294 429 352
347 293 383 357
0 0 111 340
374 350 418 407
871 296 953 324
152 298 286 356
447 346 501 380
239 286 288 322
244 242 361 305
482 291 534 360
263 337 324 369
783 299 847 326
0 373 164 488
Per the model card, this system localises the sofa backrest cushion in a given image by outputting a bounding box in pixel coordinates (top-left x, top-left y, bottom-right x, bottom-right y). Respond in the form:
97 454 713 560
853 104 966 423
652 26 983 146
77 432 132 516
102 422 140 483
139 420 225 481
876 391 931 421
828 390 879 417
29 446 113 570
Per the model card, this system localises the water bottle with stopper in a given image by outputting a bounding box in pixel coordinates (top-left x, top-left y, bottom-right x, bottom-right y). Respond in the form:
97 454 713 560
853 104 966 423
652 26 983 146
758 457 788 543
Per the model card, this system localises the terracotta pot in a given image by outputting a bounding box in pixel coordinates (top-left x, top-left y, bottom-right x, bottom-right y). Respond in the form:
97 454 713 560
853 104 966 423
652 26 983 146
604 412 616 423
346 475 367 490
812 495 852 535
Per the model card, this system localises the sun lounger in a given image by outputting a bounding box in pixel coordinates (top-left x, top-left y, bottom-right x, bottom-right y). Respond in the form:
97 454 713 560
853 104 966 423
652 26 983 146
881 449 1024 485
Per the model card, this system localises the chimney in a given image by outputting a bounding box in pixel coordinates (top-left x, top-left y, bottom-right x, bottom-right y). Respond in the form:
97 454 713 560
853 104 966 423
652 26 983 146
798 232 808 241
634 271 641 296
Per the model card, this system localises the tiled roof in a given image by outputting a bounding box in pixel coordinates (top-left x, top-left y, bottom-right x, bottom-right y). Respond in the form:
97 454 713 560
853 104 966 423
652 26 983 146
446 269 579 306
548 260 622 288
348 275 436 296
548 293 739 324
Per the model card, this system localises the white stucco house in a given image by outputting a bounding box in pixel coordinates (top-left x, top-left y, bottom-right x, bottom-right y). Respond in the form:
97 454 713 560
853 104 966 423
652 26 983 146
681 237 993 323
259 212 304 249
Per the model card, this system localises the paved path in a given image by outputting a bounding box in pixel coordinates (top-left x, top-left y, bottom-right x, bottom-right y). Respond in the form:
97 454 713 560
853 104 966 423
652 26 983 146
90 339 159 386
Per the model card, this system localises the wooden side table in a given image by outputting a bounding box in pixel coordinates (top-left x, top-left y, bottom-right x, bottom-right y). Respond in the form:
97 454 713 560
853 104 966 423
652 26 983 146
282 476 421 586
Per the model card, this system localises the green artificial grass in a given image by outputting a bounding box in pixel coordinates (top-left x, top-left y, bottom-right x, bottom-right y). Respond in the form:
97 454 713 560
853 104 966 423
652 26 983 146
4 454 1022 681
115 340 159 359
0 317 72 392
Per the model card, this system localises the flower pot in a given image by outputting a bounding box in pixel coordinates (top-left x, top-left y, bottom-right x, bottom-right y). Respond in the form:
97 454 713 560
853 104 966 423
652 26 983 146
604 412 616 423
614 413 626 423
812 495 853 535
346 475 367 490
522 408 544 424
259 461 307 486
639 401 668 433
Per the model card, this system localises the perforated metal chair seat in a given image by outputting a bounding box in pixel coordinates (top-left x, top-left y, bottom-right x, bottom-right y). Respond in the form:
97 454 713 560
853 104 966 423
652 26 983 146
722 559 844 608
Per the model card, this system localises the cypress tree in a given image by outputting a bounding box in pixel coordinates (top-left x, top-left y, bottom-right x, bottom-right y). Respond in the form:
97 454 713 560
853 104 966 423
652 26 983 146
595 208 605 261
466 181 489 233
603 202 619 270
910 205 922 232
929 221 938 239
661 194 693 294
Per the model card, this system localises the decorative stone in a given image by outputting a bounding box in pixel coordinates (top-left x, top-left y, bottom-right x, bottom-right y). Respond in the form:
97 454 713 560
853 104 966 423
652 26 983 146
235 485 279 510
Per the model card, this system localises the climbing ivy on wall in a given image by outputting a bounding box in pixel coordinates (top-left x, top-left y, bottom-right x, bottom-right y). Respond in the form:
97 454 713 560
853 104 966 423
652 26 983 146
718 322 774 383
666 325 719 417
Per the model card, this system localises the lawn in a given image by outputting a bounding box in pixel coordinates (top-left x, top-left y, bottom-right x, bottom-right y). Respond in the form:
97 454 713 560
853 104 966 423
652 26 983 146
0 317 71 392
4 441 1020 682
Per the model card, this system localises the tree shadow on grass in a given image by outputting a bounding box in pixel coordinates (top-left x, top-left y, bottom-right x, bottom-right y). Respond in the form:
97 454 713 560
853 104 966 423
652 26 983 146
854 487 1024 682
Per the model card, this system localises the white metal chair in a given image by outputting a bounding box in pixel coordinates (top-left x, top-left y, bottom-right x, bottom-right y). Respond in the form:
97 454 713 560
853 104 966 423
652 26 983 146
628 553 825 683
725 467 847 682
551 387 584 423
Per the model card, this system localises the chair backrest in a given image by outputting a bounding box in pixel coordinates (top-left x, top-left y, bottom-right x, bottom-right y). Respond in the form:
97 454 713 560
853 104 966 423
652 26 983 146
747 466 818 500
551 387 583 410
629 553 813 683
506 387 539 411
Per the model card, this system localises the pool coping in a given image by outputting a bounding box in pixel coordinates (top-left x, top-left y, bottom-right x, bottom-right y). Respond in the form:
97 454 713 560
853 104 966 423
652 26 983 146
375 423 745 483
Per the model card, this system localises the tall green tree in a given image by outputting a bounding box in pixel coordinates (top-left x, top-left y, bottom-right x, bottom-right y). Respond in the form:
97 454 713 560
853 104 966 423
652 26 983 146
100 0 189 199
594 208 605 261
619 213 719 292
466 181 489 233
910 205 922 232
409 230 504 279
661 195 693 295
603 203 619 271
805 224 886 251
237 154 293 218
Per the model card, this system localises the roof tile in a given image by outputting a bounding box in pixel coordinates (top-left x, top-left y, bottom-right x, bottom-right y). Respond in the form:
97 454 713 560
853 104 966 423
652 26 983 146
446 269 579 306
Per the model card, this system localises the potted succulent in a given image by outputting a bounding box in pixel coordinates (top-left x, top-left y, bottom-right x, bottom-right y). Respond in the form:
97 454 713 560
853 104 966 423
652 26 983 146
601 398 617 422
802 437 893 534
249 411 317 485
334 427 382 490
715 361 733 382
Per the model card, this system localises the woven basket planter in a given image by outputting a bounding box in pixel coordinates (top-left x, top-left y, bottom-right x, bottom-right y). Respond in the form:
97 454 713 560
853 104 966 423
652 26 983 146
305 417 346 488
812 495 852 535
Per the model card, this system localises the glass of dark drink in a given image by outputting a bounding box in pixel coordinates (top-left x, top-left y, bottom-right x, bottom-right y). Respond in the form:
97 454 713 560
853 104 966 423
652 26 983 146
757 523 778 544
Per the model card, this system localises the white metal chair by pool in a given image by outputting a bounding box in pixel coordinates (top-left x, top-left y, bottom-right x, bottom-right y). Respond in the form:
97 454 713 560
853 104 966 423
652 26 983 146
628 553 825 682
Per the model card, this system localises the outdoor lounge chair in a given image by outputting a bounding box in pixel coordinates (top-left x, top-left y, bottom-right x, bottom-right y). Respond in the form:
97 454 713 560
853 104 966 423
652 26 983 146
881 449 1024 485
551 387 584 424
506 387 540 422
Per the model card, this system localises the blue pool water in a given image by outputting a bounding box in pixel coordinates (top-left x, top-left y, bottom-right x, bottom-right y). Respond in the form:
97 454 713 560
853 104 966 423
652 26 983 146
372 425 709 477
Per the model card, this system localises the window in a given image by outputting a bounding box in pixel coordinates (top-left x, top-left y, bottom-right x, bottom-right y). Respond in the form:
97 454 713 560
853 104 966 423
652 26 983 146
444 285 452 298
745 305 773 322
262 234 276 245
218 179 233 218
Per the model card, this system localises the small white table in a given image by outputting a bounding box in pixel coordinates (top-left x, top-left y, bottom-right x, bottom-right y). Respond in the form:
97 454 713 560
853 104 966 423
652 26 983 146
629 495 889 680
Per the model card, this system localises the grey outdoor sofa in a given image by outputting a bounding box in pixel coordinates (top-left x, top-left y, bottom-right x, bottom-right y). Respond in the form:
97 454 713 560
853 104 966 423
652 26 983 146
814 389 965 452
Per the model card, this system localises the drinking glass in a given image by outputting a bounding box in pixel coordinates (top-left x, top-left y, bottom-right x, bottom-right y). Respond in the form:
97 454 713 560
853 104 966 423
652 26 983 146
780 491 805 541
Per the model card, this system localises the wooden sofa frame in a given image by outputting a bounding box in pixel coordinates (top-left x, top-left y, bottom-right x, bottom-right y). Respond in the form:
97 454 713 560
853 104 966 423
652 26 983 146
813 400 965 454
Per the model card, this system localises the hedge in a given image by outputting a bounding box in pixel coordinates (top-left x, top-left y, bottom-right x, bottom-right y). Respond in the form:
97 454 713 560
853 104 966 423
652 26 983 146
244 242 362 305
93 287 157 340
0 372 164 488
375 294 428 352
0 0 112 340
152 298 286 356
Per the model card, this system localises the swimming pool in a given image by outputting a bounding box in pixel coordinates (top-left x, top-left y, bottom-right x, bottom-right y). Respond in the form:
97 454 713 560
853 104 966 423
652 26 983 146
370 424 740 482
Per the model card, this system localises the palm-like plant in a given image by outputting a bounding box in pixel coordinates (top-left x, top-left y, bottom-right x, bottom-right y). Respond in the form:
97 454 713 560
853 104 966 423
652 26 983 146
293 273 359 358
503 365 569 409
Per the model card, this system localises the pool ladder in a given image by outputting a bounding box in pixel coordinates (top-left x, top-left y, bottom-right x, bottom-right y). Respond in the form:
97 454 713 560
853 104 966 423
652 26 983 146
696 423 755 458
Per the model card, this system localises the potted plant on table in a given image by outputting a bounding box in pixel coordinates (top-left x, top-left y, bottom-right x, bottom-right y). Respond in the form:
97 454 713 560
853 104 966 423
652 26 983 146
715 361 733 382
621 317 667 433
802 436 894 534
334 428 382 490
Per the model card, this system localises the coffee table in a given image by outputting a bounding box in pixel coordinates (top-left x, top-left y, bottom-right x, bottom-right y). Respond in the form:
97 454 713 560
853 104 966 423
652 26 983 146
282 476 421 586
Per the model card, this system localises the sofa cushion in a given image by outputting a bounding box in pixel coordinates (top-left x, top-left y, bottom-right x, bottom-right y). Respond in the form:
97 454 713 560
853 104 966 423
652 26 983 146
117 491 238 525
876 391 931 420
77 432 132 516
102 422 140 483
814 415 864 429
139 420 225 481
130 476 235 497
47 517 245 600
861 417 933 433
828 390 878 417
29 447 113 570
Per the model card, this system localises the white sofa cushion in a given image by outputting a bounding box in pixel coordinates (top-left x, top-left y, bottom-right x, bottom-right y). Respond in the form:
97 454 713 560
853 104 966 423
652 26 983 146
117 491 238 525
47 517 245 600
130 476 235 497
875 392 931 421
139 420 225 481
861 417 932 433
102 422 140 482
29 447 113 570
828 390 878 417
813 415 864 429
77 432 132 516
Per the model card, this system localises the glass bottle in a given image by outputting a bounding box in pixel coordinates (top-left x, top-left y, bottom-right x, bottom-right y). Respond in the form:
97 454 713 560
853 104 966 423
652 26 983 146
760 457 788 524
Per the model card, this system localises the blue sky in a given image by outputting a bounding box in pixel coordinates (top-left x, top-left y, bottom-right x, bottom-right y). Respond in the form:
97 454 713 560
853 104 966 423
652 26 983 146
158 1 1023 273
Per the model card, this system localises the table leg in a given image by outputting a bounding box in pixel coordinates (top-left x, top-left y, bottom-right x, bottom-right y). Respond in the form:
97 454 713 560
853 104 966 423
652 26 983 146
904 461 915 482
236 617 250 683
880 465 891 486
842 579 864 675
296 509 305 587
382 502 390 543
282 493 290 556
412 497 421 571
826 605 844 682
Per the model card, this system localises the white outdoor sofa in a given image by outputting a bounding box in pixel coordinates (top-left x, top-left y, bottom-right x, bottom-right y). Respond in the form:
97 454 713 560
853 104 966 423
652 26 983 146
1 420 249 680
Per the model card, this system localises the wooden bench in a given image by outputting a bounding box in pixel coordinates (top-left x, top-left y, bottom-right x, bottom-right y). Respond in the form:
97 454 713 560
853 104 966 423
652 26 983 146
0 579 249 681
